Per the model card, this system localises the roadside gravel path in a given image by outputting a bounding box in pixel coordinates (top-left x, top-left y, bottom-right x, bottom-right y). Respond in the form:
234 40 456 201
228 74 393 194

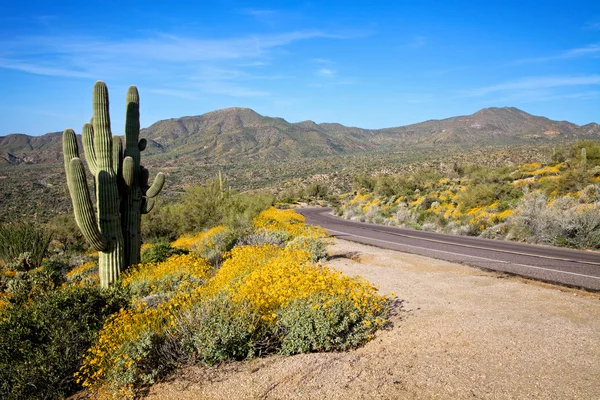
146 239 600 399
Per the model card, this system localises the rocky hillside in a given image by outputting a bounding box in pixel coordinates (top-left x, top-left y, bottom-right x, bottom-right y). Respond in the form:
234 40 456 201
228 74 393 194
2 107 598 166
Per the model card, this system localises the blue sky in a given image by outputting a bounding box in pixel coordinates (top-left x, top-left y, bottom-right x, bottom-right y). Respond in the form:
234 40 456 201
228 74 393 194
1 0 599 136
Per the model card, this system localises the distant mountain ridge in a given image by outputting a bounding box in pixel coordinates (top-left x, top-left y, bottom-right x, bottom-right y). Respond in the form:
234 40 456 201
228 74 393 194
2 107 599 165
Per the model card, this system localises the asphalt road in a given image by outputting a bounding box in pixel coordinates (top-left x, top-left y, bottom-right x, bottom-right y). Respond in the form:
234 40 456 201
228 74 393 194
298 207 600 292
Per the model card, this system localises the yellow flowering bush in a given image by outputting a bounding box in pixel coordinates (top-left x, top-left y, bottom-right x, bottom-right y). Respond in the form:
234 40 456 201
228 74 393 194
172 225 227 250
253 207 327 239
65 261 99 286
79 248 389 397
121 253 211 298
76 208 390 398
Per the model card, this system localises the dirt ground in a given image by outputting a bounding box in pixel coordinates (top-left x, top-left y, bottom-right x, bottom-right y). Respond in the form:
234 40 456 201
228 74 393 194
145 238 600 399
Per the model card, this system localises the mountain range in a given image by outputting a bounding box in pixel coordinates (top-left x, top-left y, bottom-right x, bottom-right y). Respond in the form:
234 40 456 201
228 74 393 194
2 106 599 166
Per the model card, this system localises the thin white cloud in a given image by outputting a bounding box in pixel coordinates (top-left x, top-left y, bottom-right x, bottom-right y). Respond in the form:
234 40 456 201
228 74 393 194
0 30 337 73
313 58 335 64
197 81 270 97
0 29 352 98
242 9 278 17
485 90 600 105
147 89 198 99
461 75 600 97
318 68 336 77
0 59 93 78
584 21 600 31
510 44 600 65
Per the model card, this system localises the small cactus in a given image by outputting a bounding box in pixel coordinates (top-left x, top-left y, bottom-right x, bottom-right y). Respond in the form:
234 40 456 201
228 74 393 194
63 81 164 287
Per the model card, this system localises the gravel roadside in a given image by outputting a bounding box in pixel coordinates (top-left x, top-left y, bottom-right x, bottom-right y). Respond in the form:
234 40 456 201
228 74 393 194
145 238 600 399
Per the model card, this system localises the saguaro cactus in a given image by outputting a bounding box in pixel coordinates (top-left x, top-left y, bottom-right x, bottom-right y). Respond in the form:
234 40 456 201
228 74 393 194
63 81 164 287
121 86 165 266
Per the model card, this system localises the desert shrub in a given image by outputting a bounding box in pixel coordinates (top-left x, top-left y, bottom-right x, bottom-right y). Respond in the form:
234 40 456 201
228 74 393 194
141 199 181 241
0 285 129 400
65 261 100 287
286 236 329 262
173 226 238 265
456 182 521 211
46 214 85 251
166 179 273 237
2 266 65 307
353 173 377 192
173 295 266 364
253 207 327 239
508 192 600 248
276 292 385 355
121 253 211 299
305 183 329 200
569 140 600 168
140 238 188 264
0 219 52 271
77 209 390 398
237 229 290 247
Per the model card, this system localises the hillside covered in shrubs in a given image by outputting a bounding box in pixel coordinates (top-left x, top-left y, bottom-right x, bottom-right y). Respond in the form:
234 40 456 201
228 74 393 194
0 202 391 399
337 140 600 249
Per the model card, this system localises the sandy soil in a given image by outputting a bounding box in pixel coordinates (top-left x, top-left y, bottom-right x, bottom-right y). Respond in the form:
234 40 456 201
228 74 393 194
145 239 600 399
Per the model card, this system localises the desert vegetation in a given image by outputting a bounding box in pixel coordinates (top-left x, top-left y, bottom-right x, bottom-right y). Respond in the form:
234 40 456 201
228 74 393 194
0 198 391 399
337 140 600 249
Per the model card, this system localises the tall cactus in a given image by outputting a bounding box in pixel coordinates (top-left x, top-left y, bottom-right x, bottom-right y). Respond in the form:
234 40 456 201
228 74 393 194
63 81 164 287
121 86 165 266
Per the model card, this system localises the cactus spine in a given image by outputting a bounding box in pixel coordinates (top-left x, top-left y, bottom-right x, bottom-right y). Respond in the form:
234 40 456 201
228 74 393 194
63 81 164 286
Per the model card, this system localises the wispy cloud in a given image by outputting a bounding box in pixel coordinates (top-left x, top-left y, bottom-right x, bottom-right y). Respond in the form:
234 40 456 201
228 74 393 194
0 58 93 78
485 90 600 105
146 88 198 99
318 68 336 77
583 21 600 31
461 75 600 97
313 58 335 64
0 30 350 97
510 44 600 65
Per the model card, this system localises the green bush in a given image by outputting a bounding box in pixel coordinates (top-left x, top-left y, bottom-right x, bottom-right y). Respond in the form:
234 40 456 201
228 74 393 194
0 285 129 400
142 178 273 240
275 293 386 355
140 239 188 264
173 295 266 365
2 266 65 307
0 219 52 271
286 236 329 262
237 229 290 247
46 214 85 252
456 182 521 211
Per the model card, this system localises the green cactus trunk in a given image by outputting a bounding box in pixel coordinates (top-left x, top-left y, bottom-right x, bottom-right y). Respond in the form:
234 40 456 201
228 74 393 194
62 81 164 286
122 87 143 266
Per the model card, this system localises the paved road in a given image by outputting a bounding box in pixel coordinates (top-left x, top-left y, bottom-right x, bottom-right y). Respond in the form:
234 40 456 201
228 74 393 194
298 207 600 291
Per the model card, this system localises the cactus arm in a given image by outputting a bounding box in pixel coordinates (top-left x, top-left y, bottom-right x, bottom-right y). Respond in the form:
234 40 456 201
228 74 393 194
92 81 113 172
62 129 79 179
67 158 108 251
82 123 98 175
123 156 135 188
124 86 141 170
146 172 165 198
113 136 123 173
141 197 155 214
138 138 147 151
